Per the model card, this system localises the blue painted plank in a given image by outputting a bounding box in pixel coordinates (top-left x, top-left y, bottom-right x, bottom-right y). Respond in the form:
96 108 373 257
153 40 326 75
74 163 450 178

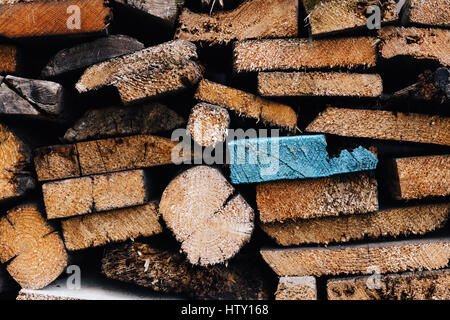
228 135 378 184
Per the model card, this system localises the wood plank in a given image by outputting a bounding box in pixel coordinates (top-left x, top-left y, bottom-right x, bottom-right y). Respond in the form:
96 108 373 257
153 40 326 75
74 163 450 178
303 0 398 35
260 238 450 277
0 75 66 120
61 202 163 251
306 107 450 146
41 35 144 78
387 155 450 200
159 166 254 266
0 204 67 289
63 103 185 142
195 79 298 131
0 0 111 38
0 122 35 202
378 27 450 66
175 0 298 44
327 269 450 300
115 0 184 25
42 170 148 219
34 135 186 181
402 0 450 27
228 135 378 184
102 242 271 300
257 173 378 223
76 39 204 105
0 44 18 74
275 276 317 301
233 37 377 72
261 203 449 245
258 72 383 97
187 103 230 148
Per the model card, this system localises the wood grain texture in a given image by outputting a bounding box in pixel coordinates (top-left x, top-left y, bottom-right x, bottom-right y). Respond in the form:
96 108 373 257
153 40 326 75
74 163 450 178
275 277 317 301
61 202 162 251
0 0 111 38
42 35 144 78
76 39 203 104
195 79 298 131
115 0 184 25
43 170 148 219
327 269 450 300
303 0 398 35
306 107 450 146
233 37 377 72
102 242 271 300
387 155 450 200
0 44 18 73
402 0 450 27
261 238 450 277
0 204 67 289
258 72 383 97
261 203 449 245
257 173 378 223
228 135 378 184
378 27 450 66
175 0 298 44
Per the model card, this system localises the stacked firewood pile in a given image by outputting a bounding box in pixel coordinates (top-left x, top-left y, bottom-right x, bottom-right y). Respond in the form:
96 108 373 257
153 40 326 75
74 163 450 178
0 0 449 300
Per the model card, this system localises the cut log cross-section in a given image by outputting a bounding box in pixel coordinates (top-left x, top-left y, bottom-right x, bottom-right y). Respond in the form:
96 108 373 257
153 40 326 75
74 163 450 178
0 204 67 289
233 37 377 72
0 44 18 74
402 0 450 28
101 242 271 300
195 79 298 131
0 0 111 38
76 39 204 105
175 0 298 44
115 0 184 25
306 107 450 146
61 202 163 251
303 0 398 35
261 238 450 277
327 269 450 300
275 277 317 301
159 166 254 266
257 173 378 222
0 123 35 202
387 155 450 200
43 170 148 219
261 203 449 246
258 72 383 97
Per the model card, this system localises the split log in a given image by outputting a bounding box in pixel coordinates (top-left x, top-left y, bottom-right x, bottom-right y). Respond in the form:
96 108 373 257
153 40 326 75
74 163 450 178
275 277 317 301
257 173 378 223
228 135 378 184
306 107 450 146
63 103 185 142
195 79 298 131
101 242 271 300
378 27 450 66
175 0 298 44
187 103 230 148
0 123 35 202
61 202 162 251
34 135 187 181
327 269 450 300
233 37 377 72
0 44 18 74
76 39 204 105
387 155 450 200
42 169 148 219
41 35 145 78
303 0 398 35
0 204 67 289
159 166 254 266
402 0 450 28
261 203 449 245
115 0 184 25
0 75 66 120
0 0 111 38
260 238 450 277
258 72 383 97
